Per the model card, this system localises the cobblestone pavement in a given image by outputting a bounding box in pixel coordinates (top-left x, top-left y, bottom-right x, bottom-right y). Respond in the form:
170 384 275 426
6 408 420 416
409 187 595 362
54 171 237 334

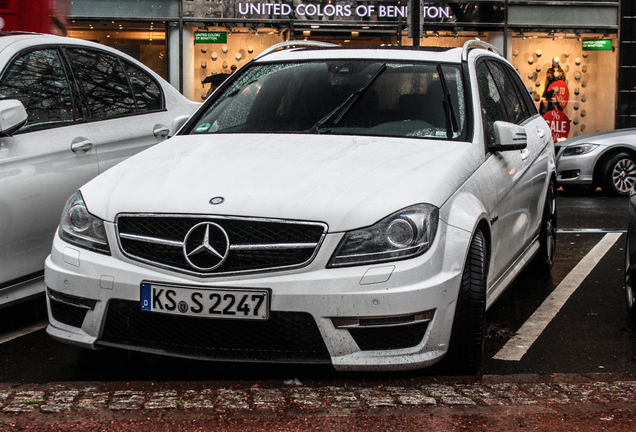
0 374 635 415
2 374 636 430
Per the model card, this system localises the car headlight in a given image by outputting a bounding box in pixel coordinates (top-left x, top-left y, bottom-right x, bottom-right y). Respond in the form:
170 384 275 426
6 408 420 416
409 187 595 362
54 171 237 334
562 143 598 157
328 204 438 267
58 191 110 255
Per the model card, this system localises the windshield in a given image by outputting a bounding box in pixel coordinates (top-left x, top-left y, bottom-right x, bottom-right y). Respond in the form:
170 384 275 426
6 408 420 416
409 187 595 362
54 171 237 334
187 60 467 140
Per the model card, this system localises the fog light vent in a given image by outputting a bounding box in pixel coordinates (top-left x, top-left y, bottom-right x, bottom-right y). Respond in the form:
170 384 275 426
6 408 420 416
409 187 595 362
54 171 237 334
333 310 434 351
559 169 580 180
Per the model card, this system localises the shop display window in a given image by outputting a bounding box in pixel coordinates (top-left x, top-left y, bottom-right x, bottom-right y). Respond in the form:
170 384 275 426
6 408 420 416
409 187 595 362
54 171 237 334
194 26 284 101
68 20 167 80
511 32 617 141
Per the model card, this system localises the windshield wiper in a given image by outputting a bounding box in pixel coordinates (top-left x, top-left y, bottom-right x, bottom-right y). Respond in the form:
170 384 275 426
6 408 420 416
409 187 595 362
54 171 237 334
309 63 386 134
436 64 459 140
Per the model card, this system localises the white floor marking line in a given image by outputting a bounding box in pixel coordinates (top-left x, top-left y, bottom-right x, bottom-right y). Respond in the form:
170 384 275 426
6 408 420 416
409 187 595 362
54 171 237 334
493 232 622 361
0 319 48 345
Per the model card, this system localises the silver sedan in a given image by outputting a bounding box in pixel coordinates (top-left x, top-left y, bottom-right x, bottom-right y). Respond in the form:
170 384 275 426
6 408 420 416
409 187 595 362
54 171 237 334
557 128 636 196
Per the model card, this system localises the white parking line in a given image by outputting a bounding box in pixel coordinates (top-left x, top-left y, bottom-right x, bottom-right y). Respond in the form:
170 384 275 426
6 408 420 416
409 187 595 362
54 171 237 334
493 232 622 361
0 320 48 345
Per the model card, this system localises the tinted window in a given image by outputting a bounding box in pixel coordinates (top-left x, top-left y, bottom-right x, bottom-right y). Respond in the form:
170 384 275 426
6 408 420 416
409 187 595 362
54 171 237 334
0 49 75 132
189 60 467 141
486 61 528 125
508 66 538 117
66 48 136 119
125 62 163 112
477 61 507 145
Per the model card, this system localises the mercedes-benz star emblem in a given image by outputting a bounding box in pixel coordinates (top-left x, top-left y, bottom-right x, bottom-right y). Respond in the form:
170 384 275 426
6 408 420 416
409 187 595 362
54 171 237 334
210 197 224 205
183 222 230 271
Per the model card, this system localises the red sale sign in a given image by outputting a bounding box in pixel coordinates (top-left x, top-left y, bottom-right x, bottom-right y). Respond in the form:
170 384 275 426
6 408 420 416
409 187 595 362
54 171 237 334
547 80 569 109
543 109 570 141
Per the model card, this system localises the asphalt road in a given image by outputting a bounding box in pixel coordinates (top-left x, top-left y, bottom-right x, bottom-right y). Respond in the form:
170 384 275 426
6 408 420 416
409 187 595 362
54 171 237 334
1 189 634 383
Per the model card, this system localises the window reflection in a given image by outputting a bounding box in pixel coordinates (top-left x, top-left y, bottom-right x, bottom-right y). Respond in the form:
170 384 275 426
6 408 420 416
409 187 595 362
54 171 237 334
67 48 137 119
125 63 163 112
0 49 74 132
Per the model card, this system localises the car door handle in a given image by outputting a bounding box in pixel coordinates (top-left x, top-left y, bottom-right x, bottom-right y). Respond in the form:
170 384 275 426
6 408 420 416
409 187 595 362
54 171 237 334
153 124 170 139
537 128 546 139
71 139 93 153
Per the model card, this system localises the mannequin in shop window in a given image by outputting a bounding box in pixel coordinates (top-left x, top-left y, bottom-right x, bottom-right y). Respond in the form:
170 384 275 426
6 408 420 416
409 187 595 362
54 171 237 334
540 59 566 115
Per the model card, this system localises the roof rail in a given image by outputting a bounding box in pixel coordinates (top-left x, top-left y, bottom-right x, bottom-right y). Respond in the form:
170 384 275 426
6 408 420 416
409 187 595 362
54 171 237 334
461 40 503 61
254 40 338 60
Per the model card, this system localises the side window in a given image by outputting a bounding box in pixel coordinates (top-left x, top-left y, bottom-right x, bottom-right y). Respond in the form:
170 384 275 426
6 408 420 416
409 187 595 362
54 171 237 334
477 61 507 145
0 48 75 132
66 48 136 119
507 66 539 117
486 61 528 125
124 62 163 112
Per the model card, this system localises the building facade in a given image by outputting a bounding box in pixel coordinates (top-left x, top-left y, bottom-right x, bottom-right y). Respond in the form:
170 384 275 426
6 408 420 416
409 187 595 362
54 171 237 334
67 0 620 140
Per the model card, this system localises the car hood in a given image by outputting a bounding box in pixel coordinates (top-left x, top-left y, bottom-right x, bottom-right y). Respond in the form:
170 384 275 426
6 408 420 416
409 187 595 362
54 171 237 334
81 134 481 232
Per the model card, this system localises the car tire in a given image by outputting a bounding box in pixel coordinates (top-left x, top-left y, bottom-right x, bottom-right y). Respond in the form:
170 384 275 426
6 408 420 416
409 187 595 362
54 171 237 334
625 235 636 319
599 152 636 196
561 184 595 196
533 180 557 274
444 229 487 375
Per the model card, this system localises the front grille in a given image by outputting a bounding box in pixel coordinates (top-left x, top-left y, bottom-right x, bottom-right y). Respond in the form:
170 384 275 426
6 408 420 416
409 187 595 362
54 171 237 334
348 322 429 351
116 214 327 276
97 300 332 364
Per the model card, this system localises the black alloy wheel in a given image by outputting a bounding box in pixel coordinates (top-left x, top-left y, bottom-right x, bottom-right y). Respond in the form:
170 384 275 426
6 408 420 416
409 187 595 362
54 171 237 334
444 229 487 375
533 180 557 274
625 235 636 319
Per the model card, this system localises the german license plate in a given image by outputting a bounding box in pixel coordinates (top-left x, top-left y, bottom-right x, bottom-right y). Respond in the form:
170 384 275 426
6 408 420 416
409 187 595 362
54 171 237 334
140 282 270 320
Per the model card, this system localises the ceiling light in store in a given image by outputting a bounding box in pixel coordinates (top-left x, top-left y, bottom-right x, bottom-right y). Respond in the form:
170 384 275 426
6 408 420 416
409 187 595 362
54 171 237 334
344 39 351 43
423 31 428 38
227 28 232 35
453 33 458 39
303 31 311 36
362 26 370 29
520 32 526 40
311 25 320 29
351 31 359 37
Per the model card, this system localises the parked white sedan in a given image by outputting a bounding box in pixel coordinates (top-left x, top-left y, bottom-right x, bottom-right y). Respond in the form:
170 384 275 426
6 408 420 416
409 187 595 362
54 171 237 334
45 41 555 374
0 33 198 307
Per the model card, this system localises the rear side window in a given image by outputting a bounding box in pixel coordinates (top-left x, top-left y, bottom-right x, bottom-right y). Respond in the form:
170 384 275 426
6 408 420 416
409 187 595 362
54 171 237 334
66 48 136 119
0 48 75 132
124 62 163 112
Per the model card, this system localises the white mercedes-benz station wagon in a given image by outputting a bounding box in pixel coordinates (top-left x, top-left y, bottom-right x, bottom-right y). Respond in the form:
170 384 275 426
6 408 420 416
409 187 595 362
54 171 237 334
45 40 556 374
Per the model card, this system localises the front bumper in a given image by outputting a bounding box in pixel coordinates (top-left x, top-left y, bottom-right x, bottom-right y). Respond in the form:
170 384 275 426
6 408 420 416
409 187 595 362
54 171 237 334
556 148 600 186
45 220 470 371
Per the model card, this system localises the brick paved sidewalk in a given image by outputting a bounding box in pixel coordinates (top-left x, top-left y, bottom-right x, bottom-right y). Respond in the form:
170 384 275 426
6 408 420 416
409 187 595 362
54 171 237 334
1 374 636 430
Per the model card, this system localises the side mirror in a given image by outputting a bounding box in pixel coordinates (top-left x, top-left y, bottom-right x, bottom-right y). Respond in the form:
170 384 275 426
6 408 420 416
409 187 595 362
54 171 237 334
0 100 27 136
490 121 527 151
169 115 190 137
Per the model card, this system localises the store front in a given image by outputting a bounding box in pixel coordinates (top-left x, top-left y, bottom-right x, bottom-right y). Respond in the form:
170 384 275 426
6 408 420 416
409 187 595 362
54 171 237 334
67 0 620 140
